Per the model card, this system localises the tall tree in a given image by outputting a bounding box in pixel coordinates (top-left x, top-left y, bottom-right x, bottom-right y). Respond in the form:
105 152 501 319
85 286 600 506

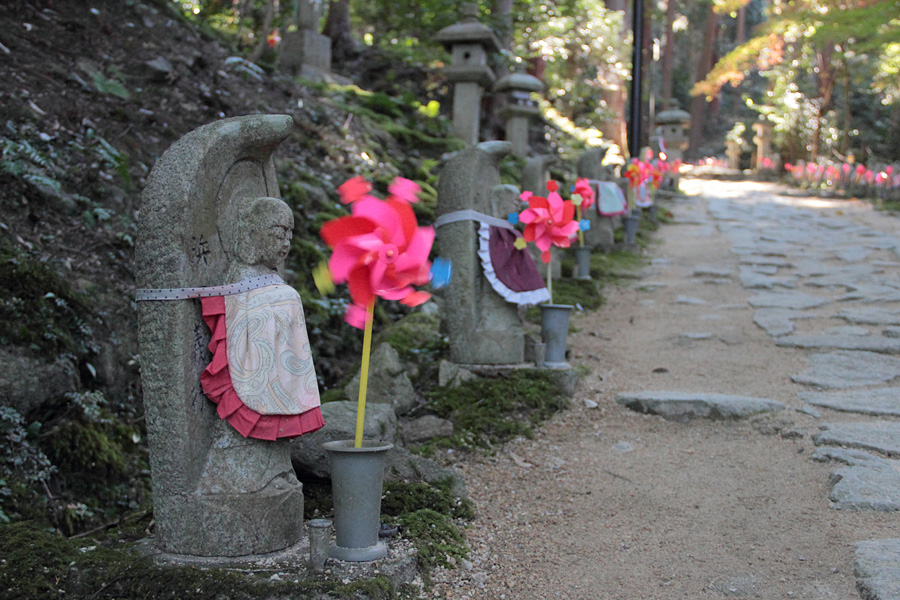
324 0 355 64
660 0 676 110
688 3 719 155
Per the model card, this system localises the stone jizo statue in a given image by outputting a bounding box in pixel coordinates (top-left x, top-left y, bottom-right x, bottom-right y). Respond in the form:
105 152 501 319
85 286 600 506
136 115 321 559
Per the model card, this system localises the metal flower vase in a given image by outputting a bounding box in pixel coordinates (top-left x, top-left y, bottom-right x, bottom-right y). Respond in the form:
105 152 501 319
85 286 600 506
540 304 573 368
573 246 592 280
323 439 393 562
623 212 639 244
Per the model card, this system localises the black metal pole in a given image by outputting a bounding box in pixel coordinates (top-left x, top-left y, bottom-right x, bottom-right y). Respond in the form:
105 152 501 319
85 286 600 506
628 0 643 160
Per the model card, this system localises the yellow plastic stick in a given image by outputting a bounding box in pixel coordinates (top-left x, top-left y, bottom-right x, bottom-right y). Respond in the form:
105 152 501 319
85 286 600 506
546 254 553 304
354 299 376 448
577 206 584 246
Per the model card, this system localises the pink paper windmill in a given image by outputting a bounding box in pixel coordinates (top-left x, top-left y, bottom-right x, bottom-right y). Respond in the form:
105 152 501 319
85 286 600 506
572 177 595 210
518 181 580 263
321 176 434 328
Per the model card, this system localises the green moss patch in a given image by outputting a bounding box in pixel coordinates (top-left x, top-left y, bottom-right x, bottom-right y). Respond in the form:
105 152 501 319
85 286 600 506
0 521 413 600
424 370 568 449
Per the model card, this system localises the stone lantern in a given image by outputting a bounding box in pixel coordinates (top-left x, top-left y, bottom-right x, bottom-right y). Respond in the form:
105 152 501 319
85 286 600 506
433 3 501 145
494 65 544 157
752 118 775 170
653 107 691 162
279 0 332 78
653 106 691 189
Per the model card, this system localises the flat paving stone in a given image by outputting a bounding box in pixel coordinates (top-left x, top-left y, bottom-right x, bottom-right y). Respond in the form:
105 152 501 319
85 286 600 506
692 266 732 278
885 327 900 338
739 255 794 268
752 308 817 337
776 335 900 354
739 268 797 290
799 388 900 417
747 291 830 309
813 447 900 511
839 308 900 326
835 246 873 262
825 326 871 336
775 333 900 354
791 351 900 389
615 391 784 421
675 295 708 305
856 539 900 600
814 422 900 457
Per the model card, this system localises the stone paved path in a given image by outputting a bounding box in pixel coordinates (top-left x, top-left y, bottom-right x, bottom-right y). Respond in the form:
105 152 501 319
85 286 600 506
433 181 900 599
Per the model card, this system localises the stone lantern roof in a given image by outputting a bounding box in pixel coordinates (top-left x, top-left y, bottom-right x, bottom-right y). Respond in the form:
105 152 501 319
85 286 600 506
654 107 691 127
494 69 544 94
433 4 501 53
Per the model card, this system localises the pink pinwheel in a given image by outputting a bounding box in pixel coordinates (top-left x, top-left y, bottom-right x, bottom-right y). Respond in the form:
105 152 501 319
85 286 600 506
572 177 595 210
321 177 434 328
518 181 580 263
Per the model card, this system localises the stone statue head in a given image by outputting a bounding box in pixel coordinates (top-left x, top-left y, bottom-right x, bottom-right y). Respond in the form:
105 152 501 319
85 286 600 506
233 197 294 271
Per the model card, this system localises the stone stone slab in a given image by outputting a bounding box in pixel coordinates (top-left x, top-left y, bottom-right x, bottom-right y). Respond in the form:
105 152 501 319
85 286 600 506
791 351 900 389
800 388 900 417
692 266 732 278
747 291 830 309
814 447 900 512
675 295 708 305
856 539 900 600
814 422 900 457
835 246 873 262
752 308 817 337
839 308 900 326
739 255 794 268
615 391 784 421
776 335 900 354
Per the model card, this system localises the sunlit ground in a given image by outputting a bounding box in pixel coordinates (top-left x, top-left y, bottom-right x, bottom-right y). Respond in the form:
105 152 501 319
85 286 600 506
679 178 876 216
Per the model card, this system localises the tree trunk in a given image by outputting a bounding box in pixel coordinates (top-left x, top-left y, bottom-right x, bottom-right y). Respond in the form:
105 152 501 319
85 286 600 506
493 0 514 52
601 0 628 153
810 43 836 161
248 0 276 63
639 0 652 155
688 4 718 157
736 5 746 44
324 0 355 65
661 0 676 109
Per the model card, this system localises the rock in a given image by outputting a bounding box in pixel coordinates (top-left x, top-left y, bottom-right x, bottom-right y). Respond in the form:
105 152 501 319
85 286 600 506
776 335 900 354
791 351 900 389
438 360 478 388
143 56 174 82
752 308 817 337
402 415 454 444
675 295 707 305
747 291 830 309
583 399 599 409
835 246 872 262
291 401 398 478
344 343 417 415
615 391 784 421
838 308 900 326
739 255 794 268
383 445 467 498
680 332 713 340
855 539 900 600
884 327 900 339
814 422 900 457
0 348 79 416
739 268 797 290
820 448 900 511
692 266 732 278
799 388 900 417
825 326 871 336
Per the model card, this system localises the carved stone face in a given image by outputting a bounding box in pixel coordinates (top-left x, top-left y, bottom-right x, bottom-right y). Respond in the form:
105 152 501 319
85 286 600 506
251 199 294 270
234 197 294 270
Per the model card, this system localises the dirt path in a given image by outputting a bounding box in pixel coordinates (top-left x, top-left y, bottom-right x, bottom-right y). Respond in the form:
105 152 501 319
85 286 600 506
430 180 900 599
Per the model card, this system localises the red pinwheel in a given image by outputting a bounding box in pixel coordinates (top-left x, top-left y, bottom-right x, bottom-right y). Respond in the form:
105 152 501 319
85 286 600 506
572 177 595 210
321 177 434 328
518 181 580 263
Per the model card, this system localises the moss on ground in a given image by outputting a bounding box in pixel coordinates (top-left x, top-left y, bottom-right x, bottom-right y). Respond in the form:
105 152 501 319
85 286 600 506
424 370 568 450
0 521 418 600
